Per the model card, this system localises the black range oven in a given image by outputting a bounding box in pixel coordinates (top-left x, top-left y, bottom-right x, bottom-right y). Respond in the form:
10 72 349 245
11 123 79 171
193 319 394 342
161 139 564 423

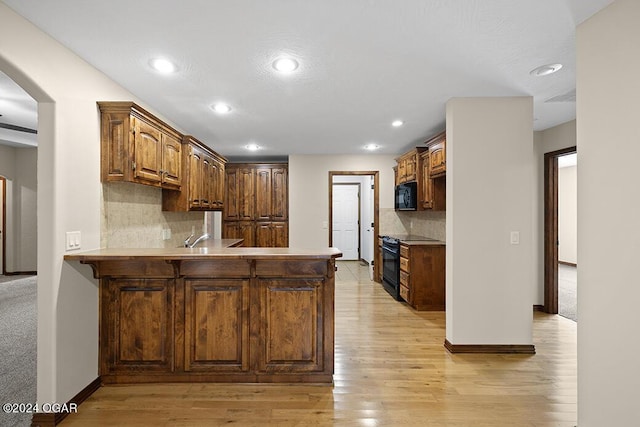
381 236 401 300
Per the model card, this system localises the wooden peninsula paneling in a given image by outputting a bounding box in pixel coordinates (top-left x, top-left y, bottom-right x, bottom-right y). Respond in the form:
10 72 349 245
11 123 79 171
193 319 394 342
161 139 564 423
65 246 341 384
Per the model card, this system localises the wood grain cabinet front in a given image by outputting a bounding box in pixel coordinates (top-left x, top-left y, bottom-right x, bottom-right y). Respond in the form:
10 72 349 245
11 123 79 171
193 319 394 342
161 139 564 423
224 163 288 247
395 148 426 184
425 132 446 178
99 102 183 191
89 256 337 384
257 278 325 373
183 279 250 373
162 135 227 212
103 278 175 374
399 243 445 311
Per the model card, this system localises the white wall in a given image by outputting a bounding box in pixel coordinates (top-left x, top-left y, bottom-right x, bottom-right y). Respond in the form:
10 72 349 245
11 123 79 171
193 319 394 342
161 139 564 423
0 144 37 272
289 154 397 248
577 0 640 424
0 2 162 405
445 97 534 346
558 165 577 264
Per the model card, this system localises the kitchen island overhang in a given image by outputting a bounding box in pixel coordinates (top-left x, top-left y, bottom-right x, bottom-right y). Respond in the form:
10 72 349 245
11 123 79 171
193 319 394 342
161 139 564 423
65 246 342 384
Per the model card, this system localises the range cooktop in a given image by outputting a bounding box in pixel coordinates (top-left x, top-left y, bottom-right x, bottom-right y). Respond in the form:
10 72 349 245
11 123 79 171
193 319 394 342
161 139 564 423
382 234 438 241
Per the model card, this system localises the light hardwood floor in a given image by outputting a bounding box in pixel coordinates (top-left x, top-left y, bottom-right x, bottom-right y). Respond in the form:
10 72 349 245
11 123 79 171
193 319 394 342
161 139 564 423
60 261 577 426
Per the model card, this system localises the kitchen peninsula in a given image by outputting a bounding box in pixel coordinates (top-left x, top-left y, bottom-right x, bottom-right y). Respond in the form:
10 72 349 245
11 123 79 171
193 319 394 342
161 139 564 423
64 244 342 384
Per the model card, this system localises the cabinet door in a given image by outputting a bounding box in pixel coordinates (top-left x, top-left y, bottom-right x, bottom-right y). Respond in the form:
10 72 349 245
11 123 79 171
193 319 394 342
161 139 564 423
161 133 182 190
397 159 407 183
189 148 203 209
429 139 446 177
255 222 272 247
223 221 255 247
271 222 288 248
184 279 250 372
201 157 213 208
105 278 174 373
254 167 272 220
235 221 255 247
405 154 417 181
256 278 325 373
271 168 288 220
421 152 433 209
213 159 225 208
133 118 163 184
224 168 239 219
238 168 255 220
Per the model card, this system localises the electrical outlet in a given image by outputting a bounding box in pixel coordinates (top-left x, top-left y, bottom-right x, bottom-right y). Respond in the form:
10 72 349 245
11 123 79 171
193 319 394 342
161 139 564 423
65 231 81 251
162 228 171 240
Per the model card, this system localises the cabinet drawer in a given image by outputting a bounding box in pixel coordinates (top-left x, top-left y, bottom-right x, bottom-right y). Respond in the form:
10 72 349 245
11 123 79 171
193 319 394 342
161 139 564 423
400 256 409 273
400 270 409 287
399 285 410 302
400 245 409 258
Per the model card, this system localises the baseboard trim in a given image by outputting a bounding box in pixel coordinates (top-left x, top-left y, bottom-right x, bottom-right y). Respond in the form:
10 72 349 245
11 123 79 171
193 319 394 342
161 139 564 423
31 377 101 427
558 261 577 267
533 304 544 312
444 339 536 354
4 270 37 276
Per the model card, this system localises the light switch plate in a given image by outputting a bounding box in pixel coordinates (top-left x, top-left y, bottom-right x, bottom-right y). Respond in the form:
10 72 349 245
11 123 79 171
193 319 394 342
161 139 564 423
65 231 81 250
510 231 520 245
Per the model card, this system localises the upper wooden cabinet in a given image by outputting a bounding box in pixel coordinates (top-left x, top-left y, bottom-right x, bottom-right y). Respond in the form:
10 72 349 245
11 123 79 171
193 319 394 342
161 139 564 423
395 148 427 184
225 164 288 222
162 135 227 212
223 163 288 247
255 166 288 221
224 166 255 221
99 102 183 190
425 131 446 178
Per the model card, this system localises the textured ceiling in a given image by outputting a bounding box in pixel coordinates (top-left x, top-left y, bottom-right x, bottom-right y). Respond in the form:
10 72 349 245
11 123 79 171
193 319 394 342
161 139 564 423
0 0 613 157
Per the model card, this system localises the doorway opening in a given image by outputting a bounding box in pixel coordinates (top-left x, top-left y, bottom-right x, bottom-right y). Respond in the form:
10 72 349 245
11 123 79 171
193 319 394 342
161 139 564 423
544 147 577 319
328 171 379 279
1 175 5 274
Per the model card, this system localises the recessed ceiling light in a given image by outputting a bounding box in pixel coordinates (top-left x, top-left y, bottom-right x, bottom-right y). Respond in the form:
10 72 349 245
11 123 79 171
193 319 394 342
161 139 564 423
392 120 404 127
245 143 261 151
211 103 232 114
272 57 299 73
149 58 177 74
364 144 380 151
530 63 563 77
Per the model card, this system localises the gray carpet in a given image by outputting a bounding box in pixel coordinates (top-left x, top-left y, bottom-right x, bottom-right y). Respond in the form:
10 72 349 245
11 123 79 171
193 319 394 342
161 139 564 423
558 265 577 322
0 276 37 427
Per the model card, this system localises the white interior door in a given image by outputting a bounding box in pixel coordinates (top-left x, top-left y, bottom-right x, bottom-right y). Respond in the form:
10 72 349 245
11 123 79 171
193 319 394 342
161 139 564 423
332 184 360 260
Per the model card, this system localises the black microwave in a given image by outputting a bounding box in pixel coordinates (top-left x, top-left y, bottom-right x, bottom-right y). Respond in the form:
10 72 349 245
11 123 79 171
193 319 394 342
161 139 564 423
395 182 418 211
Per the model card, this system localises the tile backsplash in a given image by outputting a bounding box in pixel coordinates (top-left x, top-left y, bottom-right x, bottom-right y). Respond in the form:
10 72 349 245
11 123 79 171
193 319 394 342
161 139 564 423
101 182 204 248
379 208 446 241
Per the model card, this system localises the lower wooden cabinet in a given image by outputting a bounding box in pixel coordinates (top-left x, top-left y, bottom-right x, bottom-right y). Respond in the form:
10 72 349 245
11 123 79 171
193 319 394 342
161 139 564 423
184 279 250 373
257 278 325 373
224 221 288 247
255 222 288 247
103 278 175 374
223 221 256 247
94 256 336 383
376 237 384 282
399 243 445 311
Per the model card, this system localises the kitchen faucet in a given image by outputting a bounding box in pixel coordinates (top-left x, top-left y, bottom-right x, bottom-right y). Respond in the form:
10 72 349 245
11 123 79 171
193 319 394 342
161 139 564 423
184 232 210 248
